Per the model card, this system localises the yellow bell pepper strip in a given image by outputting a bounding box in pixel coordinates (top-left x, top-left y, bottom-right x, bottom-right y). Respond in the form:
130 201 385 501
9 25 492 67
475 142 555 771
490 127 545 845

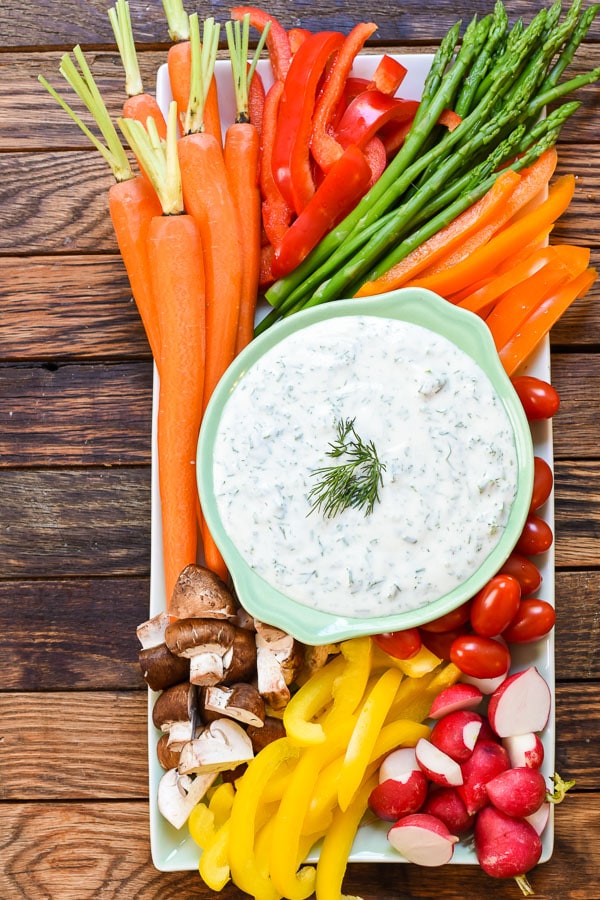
323 635 373 729
499 265 597 375
407 172 575 297
337 667 403 811
199 819 232 892
315 773 378 900
389 643 442 678
208 780 236 829
188 802 215 850
260 754 300 804
283 653 347 746
228 737 299 900
370 718 431 761
355 168 521 296
269 722 357 899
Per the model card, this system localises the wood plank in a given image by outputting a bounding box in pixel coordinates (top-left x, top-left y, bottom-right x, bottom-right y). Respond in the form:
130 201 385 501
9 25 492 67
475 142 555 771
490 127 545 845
554 460 600 567
0 578 149 691
0 469 150 578
0 568 597 691
0 362 153 466
3 0 598 49
3 45 600 150
0 794 598 899
0 256 151 361
552 355 600 457
3 145 600 255
0 683 596 800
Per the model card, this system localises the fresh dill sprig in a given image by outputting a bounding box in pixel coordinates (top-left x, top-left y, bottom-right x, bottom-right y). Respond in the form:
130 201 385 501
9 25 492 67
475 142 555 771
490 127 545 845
308 417 386 519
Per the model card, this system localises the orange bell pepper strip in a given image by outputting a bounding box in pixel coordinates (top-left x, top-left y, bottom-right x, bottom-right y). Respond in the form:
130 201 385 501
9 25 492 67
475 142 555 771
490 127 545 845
407 173 576 298
310 22 377 173
458 244 558 314
355 168 521 296
485 245 591 349
499 266 598 375
411 147 559 281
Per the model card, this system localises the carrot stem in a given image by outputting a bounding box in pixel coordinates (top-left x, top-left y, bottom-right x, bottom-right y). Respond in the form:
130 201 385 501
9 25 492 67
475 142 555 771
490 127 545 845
108 0 143 97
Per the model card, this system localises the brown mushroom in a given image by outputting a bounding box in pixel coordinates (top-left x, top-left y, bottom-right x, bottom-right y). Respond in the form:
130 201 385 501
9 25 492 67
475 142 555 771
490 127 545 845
254 621 304 709
178 719 254 775
169 564 237 620
221 627 257 685
138 643 190 692
202 683 265 728
156 733 182 770
246 715 286 754
152 681 196 732
165 618 237 685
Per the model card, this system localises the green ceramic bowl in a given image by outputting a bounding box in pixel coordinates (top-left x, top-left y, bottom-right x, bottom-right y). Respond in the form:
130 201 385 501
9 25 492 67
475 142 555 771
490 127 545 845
197 288 534 645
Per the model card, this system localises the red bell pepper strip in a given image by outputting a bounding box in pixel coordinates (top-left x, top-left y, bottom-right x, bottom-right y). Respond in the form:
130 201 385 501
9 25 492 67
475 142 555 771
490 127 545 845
367 55 408 95
248 68 266 135
231 6 292 82
310 22 377 173
288 27 311 54
438 108 463 131
271 30 344 214
335 90 419 149
272 144 372 278
362 136 387 185
259 80 294 246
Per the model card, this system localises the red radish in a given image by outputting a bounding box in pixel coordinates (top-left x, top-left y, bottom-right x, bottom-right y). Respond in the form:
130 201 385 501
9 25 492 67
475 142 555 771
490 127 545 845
485 767 547 817
368 772 428 821
421 786 475 834
525 801 551 835
461 670 508 695
474 805 542 890
378 747 419 783
430 710 483 762
459 740 510 815
415 738 463 787
387 813 459 866
428 683 483 718
502 732 545 769
487 666 551 738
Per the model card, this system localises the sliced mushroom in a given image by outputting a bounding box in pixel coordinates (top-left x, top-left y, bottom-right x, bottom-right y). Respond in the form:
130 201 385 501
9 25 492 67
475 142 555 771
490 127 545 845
139 643 190 692
156 733 182 770
254 621 304 709
157 767 217 830
247 715 286 754
170 564 237 620
166 719 201 751
136 611 172 649
202 683 265 728
165 618 237 686
178 718 254 775
302 643 340 674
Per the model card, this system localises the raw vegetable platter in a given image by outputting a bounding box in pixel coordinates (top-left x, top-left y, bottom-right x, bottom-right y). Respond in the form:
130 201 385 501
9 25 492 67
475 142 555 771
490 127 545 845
147 51 557 873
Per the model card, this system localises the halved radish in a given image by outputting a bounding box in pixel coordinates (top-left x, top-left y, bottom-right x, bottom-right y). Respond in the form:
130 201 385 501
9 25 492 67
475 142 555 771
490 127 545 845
415 738 463 787
387 813 458 866
461 670 508 695
487 666 551 738
502 732 545 769
428 683 483 718
430 710 483 762
379 747 420 783
525 801 551 835
485 766 548 817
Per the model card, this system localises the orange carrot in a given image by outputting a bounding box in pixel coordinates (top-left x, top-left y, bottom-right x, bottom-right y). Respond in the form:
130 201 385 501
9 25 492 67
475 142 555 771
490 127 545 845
407 174 576 298
120 102 207 601
355 168 521 296
167 40 222 143
499 267 597 376
414 148 559 279
109 0 167 138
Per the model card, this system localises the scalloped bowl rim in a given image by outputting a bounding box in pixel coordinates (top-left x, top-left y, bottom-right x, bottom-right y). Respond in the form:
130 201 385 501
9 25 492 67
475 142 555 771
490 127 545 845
197 287 534 645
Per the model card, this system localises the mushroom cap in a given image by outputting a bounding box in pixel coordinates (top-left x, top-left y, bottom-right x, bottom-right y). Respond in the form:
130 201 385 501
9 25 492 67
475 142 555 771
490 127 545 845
222 627 257 685
165 618 236 658
247 715 286 754
152 681 195 730
170 564 237 620
156 733 181 770
139 643 190 692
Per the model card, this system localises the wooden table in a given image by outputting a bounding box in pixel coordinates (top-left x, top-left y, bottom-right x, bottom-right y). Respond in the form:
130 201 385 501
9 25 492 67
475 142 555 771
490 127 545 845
1 1 599 897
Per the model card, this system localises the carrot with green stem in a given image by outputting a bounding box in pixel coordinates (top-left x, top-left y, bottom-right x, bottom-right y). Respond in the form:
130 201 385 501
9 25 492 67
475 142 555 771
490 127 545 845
108 0 167 138
177 13 243 580
162 0 222 143
38 47 162 365
119 102 206 604
224 13 270 353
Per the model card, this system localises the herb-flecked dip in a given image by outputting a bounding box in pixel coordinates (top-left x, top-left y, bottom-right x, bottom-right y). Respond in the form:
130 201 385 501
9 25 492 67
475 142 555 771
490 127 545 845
212 315 519 619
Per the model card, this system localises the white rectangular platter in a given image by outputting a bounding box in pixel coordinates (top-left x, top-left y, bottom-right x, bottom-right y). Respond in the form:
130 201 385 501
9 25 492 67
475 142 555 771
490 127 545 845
148 52 556 873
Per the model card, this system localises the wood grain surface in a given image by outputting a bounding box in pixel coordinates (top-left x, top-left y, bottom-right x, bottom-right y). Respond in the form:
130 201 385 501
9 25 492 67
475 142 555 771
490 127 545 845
1 0 599 897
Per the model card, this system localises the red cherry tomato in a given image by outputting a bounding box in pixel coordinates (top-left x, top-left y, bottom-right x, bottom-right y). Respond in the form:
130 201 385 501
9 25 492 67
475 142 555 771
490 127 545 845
419 601 472 634
498 552 543 596
530 456 554 512
372 628 422 659
515 513 554 556
450 635 511 679
419 625 470 660
470 574 522 638
511 375 560 420
502 598 556 644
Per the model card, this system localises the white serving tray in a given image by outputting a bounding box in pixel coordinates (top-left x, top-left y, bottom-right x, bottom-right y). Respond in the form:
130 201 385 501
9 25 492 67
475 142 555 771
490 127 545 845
148 52 555 872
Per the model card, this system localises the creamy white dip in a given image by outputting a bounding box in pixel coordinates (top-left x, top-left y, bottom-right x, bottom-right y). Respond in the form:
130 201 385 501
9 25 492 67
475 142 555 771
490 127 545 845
212 316 518 618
